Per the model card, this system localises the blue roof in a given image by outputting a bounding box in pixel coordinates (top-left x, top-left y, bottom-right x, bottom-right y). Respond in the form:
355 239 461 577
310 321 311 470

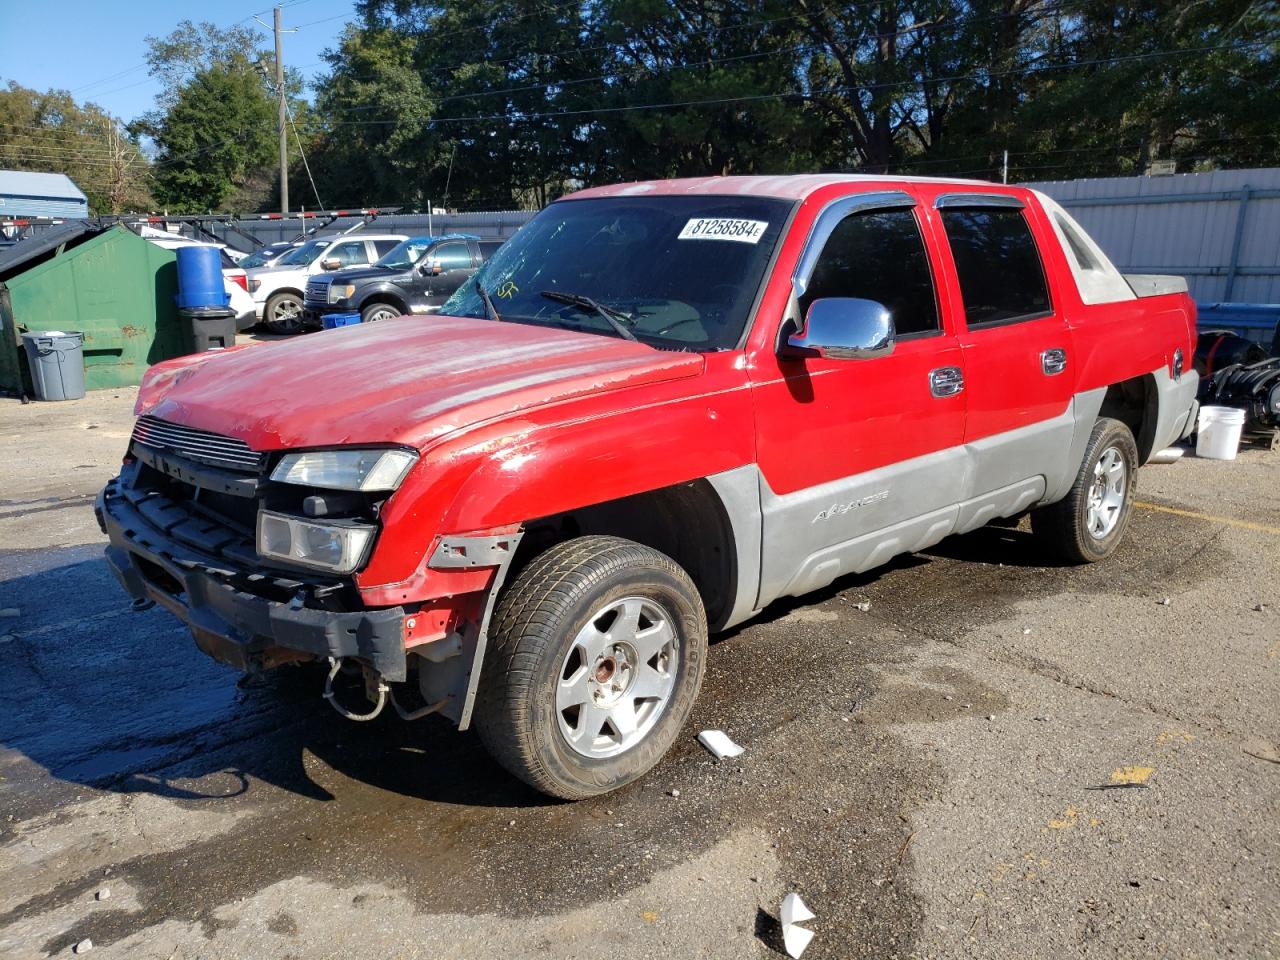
0 170 88 204
402 233 480 244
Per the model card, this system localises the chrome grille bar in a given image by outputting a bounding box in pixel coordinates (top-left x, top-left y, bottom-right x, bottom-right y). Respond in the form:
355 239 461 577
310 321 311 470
131 416 264 472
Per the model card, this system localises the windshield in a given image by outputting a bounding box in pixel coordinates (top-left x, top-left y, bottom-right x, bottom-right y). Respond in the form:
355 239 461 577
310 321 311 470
441 195 791 350
377 238 435 270
240 246 288 268
273 239 327 267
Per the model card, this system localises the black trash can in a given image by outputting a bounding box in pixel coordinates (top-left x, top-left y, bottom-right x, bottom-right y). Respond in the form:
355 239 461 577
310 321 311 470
179 307 237 353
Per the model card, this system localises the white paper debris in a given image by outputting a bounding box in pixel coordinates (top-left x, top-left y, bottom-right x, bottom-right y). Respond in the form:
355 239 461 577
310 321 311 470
780 892 816 958
854 600 871 612
95 888 110 901
697 729 744 759
74 939 93 954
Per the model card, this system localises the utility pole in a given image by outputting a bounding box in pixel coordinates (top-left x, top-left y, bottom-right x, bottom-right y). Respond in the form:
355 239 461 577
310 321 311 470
274 6 288 214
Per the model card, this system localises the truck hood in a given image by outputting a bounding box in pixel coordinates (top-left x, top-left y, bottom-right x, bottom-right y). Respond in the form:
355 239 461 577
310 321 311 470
135 316 704 451
326 265 407 284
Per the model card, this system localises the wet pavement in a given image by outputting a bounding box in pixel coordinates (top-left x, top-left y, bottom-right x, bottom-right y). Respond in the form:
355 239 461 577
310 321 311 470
1 390 1277 959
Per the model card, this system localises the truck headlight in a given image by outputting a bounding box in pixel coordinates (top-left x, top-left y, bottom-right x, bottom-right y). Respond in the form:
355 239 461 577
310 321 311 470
270 448 417 491
329 284 356 304
257 511 374 573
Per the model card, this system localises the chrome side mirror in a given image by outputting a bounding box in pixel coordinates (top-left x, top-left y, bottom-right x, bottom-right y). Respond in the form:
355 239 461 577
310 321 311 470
781 297 895 360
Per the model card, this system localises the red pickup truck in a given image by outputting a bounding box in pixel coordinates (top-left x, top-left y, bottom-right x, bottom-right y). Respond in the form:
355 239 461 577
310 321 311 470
98 175 1199 798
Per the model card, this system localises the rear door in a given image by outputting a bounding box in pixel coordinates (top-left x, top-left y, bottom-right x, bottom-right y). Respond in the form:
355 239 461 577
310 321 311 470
929 193 1076 505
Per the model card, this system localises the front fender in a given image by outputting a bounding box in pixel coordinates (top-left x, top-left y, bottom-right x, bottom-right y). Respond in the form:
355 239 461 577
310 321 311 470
356 363 755 604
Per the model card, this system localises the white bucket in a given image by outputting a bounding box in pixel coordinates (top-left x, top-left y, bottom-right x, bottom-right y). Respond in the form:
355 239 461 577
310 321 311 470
1196 405 1246 460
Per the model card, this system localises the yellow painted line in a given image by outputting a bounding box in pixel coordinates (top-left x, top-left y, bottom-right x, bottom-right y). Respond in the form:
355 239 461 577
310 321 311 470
1134 500 1280 535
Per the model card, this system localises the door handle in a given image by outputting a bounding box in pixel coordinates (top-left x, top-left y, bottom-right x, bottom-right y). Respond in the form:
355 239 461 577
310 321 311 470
1041 348 1068 375
929 366 965 398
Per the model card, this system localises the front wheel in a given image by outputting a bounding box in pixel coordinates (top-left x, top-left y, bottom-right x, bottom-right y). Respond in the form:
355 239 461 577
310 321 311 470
1031 417 1139 563
361 302 402 324
264 292 305 334
474 536 708 799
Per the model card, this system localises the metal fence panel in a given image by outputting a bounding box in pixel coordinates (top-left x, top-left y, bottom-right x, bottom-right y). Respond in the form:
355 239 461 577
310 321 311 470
1027 168 1280 304
202 210 539 251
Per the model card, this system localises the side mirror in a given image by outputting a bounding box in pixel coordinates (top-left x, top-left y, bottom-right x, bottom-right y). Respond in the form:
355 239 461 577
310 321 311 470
321 257 342 271
781 297 895 361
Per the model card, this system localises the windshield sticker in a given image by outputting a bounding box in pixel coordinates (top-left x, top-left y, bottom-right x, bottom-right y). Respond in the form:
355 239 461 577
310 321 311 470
678 218 768 244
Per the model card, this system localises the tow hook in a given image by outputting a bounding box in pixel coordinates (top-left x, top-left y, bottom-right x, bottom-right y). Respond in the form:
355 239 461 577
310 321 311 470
322 657 452 722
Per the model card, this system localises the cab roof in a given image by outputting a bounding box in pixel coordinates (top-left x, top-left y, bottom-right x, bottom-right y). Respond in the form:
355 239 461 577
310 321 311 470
564 173 999 203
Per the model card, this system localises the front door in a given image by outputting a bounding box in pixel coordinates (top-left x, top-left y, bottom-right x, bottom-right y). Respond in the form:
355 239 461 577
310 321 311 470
749 193 967 604
425 241 475 306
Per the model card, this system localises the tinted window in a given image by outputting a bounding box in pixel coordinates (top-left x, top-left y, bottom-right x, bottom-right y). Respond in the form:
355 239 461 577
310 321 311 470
941 208 1051 326
478 240 504 261
799 209 939 337
330 240 369 266
443 195 790 350
373 239 400 258
433 242 472 270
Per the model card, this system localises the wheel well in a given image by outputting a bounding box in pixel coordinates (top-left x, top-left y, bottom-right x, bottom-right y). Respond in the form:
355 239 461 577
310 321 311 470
267 288 304 303
512 480 737 630
361 293 407 313
1099 373 1158 462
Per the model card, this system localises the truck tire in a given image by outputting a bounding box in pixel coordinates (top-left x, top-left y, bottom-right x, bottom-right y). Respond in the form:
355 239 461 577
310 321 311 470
264 292 305 334
1031 417 1139 563
361 301 402 324
474 535 707 799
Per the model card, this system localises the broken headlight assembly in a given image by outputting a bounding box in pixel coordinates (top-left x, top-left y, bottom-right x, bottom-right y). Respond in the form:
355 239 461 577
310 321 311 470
257 448 418 574
256 511 376 574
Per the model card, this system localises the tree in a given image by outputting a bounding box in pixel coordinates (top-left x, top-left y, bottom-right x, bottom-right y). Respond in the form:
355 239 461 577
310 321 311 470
0 81 152 213
148 65 277 212
135 20 307 211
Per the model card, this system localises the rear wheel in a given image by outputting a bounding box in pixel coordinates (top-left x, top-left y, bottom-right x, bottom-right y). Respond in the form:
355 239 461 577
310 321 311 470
361 302 402 324
474 535 707 799
1031 417 1138 563
264 292 305 334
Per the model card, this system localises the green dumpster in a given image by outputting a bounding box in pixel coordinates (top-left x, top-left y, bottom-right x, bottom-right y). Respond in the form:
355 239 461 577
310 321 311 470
0 225 185 394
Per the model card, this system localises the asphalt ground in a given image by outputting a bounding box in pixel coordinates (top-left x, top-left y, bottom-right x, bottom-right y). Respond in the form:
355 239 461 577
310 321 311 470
0 389 1276 960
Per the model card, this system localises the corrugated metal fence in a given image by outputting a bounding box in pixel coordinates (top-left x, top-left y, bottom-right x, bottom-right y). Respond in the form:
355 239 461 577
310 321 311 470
1027 168 1280 304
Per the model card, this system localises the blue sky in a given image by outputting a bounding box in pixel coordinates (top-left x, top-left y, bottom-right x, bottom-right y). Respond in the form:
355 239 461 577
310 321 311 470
0 0 358 123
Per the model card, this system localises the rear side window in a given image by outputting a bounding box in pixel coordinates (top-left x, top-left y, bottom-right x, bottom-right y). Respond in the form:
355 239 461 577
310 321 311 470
479 240 504 261
799 209 939 337
940 208 1051 326
329 240 370 266
373 239 400 258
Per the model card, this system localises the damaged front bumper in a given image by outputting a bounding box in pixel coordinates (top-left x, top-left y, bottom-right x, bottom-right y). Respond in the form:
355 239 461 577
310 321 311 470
96 474 408 681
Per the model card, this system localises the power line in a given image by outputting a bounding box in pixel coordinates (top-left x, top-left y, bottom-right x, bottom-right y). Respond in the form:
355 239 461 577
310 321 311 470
295 37 1277 131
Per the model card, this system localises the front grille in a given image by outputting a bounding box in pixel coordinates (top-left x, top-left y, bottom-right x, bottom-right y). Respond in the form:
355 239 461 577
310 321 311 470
305 278 330 302
132 416 264 473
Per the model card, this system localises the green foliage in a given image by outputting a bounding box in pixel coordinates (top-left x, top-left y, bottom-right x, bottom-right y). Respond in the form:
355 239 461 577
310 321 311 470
0 81 153 214
300 0 1278 207
137 20 302 212
148 65 277 212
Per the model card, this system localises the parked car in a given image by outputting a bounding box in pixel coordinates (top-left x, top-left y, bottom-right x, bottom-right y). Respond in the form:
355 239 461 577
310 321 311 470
237 241 302 270
141 234 256 332
99 175 1200 799
302 234 503 326
246 233 408 333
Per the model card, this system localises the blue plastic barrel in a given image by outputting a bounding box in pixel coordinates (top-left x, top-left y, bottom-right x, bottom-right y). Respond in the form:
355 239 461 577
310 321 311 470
175 246 230 309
